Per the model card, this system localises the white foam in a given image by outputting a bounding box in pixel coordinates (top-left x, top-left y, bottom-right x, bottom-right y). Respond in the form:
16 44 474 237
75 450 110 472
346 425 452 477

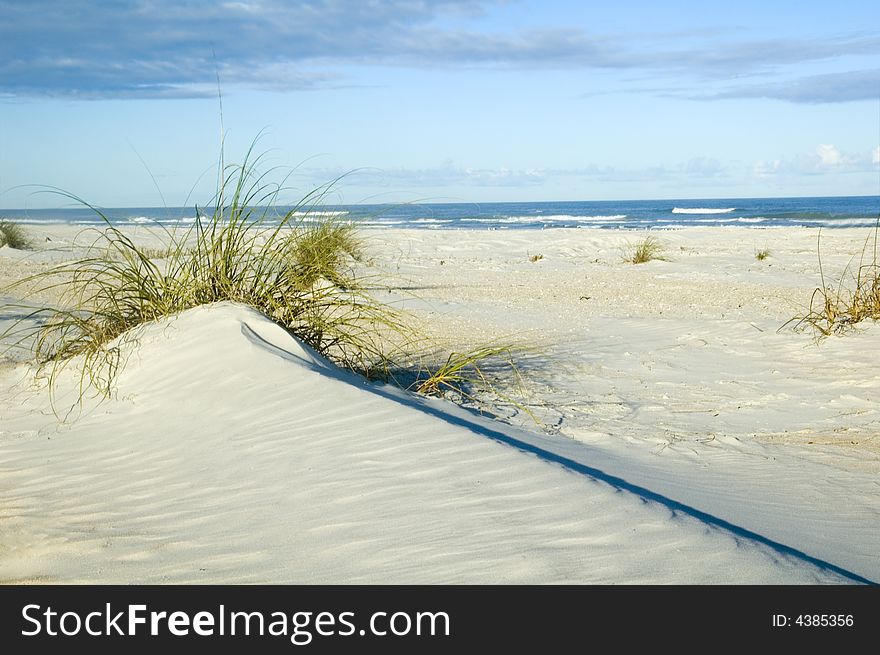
289 210 349 217
573 214 628 221
461 214 627 224
672 207 736 214
359 219 408 227
799 218 879 228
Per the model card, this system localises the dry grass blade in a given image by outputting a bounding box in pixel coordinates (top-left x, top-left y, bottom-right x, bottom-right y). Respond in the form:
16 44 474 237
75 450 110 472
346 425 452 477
411 344 540 423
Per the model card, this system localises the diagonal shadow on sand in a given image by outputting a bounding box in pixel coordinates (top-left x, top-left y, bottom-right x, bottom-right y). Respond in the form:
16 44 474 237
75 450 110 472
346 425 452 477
242 320 875 585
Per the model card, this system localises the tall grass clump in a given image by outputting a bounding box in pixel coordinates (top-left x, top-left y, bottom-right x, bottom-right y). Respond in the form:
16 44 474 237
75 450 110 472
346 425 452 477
623 236 667 264
785 226 880 335
2 147 411 402
289 220 363 289
0 220 33 250
2 147 536 425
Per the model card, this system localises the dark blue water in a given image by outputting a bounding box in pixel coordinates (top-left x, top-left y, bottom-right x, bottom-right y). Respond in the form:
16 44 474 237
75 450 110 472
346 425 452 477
2 196 878 230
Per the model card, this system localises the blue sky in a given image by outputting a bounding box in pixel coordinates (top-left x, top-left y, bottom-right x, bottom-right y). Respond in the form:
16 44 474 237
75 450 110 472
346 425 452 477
1 0 878 208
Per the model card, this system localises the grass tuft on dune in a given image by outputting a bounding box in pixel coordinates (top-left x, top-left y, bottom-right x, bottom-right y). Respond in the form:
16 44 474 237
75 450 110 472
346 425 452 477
1 146 529 418
623 236 667 264
0 220 33 250
786 226 880 336
3 148 408 402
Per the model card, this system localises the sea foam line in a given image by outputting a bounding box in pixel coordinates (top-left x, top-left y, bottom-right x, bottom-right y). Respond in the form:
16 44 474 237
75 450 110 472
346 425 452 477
672 207 736 214
461 214 627 224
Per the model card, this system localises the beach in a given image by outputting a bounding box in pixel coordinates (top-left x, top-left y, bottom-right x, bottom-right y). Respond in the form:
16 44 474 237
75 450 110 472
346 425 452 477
1 224 878 583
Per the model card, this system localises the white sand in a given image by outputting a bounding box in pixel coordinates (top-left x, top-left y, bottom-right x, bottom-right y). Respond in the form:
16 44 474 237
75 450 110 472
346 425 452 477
1 225 878 583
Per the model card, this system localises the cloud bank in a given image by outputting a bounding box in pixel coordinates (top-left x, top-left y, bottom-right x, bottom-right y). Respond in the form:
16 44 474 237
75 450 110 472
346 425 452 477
753 144 879 178
2 1 879 101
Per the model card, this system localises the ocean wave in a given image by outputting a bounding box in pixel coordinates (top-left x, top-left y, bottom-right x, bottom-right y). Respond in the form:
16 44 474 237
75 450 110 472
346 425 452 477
289 210 349 217
358 219 409 227
119 217 200 226
797 218 880 228
461 214 627 224
672 207 736 214
571 214 628 221
695 217 768 224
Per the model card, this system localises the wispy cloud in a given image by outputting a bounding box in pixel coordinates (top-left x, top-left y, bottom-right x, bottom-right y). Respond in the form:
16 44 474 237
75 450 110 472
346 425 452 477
699 68 880 103
314 157 735 191
303 163 547 188
1 1 879 100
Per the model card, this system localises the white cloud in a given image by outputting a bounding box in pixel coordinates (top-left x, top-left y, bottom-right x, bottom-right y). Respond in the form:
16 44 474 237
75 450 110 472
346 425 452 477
816 144 842 167
753 144 875 178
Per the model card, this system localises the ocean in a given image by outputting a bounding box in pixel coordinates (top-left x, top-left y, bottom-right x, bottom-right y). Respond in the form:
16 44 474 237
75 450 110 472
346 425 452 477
2 195 878 231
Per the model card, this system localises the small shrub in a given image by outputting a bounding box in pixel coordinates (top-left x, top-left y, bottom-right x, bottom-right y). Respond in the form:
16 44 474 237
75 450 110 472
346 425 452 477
623 236 667 264
529 253 544 263
0 220 33 250
755 249 771 261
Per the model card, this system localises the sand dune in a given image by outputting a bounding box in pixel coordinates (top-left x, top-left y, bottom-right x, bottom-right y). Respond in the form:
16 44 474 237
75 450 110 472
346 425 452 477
0 303 870 583
1 226 878 583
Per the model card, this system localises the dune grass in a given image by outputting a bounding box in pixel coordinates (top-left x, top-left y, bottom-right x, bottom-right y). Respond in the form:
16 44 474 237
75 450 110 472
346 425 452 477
1 147 532 420
0 220 33 250
785 227 880 335
623 236 667 264
755 248 771 261
2 148 411 404
414 345 520 397
288 220 363 289
406 343 538 423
